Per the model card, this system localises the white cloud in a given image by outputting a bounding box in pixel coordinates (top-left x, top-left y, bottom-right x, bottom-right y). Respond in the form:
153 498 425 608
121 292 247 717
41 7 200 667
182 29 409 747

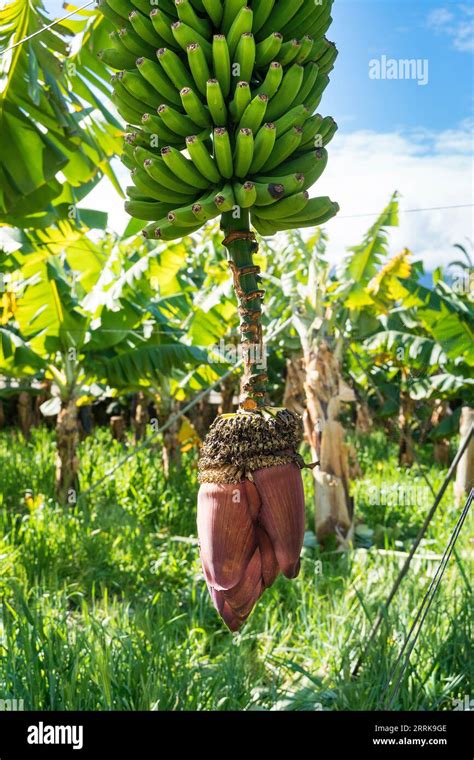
428 5 474 53
313 120 474 269
80 123 473 272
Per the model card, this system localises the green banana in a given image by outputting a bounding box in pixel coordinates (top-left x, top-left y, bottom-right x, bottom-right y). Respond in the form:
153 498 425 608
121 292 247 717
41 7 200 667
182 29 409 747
255 174 306 197
117 26 156 59
265 63 304 121
254 181 285 206
97 0 125 26
253 61 283 99
172 21 213 64
308 37 332 63
140 113 184 147
229 80 251 122
253 190 310 220
277 39 302 67
304 73 330 114
271 200 340 229
105 0 132 21
300 149 328 190
128 10 163 47
161 146 210 189
250 122 276 174
292 63 321 108
255 32 283 69
226 6 253 58
140 152 200 195
167 192 220 226
180 87 212 127
259 148 325 178
197 189 232 220
258 0 305 40
111 89 143 125
299 113 324 146
126 185 151 201
319 117 338 145
98 47 136 70
234 128 254 178
125 199 176 221
167 207 200 227
186 135 222 184
136 58 182 108
213 35 231 98
214 127 233 178
233 181 257 208
306 5 333 39
234 33 256 86
251 213 277 236
281 1 326 39
187 42 211 96
278 195 336 223
175 0 212 39
119 70 164 110
253 0 276 34
150 9 180 49
206 79 227 126
269 172 305 198
238 93 268 133
158 104 201 137
131 167 198 203
214 182 235 212
295 35 314 64
317 41 338 74
148 220 203 241
273 104 308 136
157 47 193 91
202 0 224 27
259 126 303 173
131 0 163 14
222 0 246 34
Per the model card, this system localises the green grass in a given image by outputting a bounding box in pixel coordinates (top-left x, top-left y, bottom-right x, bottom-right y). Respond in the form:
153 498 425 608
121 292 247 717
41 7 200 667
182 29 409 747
0 427 471 711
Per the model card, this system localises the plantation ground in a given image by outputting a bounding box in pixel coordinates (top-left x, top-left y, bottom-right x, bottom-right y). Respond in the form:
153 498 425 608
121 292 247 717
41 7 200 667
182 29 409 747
0 428 471 711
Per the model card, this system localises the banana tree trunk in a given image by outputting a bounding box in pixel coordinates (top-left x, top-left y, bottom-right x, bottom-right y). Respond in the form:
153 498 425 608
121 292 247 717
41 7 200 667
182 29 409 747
0 400 5 429
55 400 80 503
132 391 149 443
284 341 356 548
455 406 474 506
303 341 355 548
398 390 415 467
431 400 450 466
110 415 126 442
18 390 33 438
162 402 181 478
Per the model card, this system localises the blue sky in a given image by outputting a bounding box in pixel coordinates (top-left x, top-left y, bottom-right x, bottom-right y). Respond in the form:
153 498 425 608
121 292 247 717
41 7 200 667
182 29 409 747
326 0 473 133
42 1 473 267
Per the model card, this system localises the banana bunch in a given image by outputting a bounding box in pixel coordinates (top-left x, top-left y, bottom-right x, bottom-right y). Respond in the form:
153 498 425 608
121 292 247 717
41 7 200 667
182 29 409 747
99 0 339 240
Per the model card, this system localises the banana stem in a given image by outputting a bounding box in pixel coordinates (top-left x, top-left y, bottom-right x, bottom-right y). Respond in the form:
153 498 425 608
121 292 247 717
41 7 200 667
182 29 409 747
221 209 267 410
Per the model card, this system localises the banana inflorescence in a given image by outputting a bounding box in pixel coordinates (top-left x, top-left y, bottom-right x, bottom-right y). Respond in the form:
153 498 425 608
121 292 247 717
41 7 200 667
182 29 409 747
99 0 339 239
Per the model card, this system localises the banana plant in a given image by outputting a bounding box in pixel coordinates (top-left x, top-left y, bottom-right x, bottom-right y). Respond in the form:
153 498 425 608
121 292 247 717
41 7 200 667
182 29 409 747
260 193 443 546
0 226 214 501
0 0 122 227
98 0 339 630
